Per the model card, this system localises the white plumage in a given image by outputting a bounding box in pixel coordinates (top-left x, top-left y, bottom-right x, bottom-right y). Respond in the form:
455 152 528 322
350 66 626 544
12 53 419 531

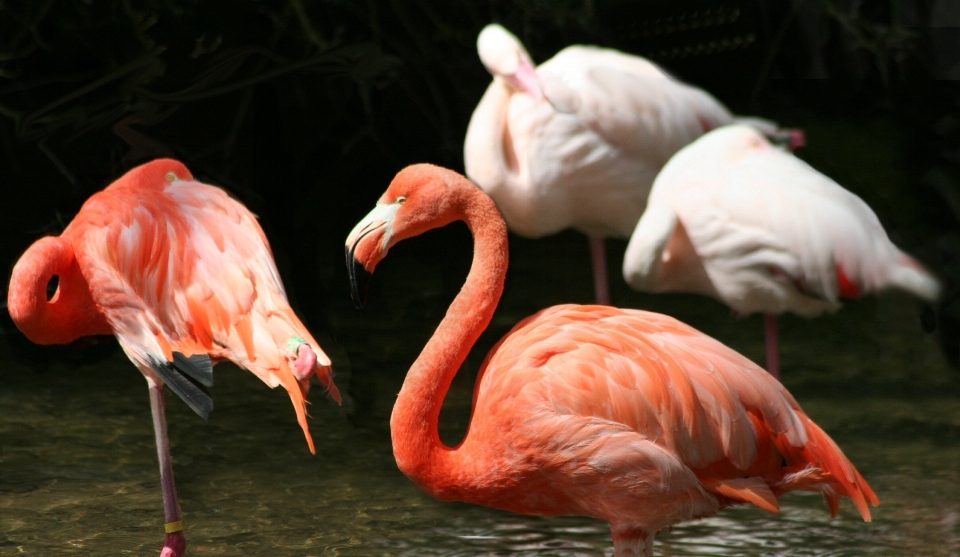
464 24 793 304
623 124 940 374
465 24 733 240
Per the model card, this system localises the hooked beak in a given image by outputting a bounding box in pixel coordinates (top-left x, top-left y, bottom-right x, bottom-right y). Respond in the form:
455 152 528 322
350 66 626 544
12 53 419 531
506 53 543 100
345 203 399 308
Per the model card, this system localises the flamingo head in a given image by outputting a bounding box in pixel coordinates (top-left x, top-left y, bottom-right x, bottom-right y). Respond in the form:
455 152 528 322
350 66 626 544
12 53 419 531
111 158 195 191
345 164 472 307
477 24 542 99
8 236 113 345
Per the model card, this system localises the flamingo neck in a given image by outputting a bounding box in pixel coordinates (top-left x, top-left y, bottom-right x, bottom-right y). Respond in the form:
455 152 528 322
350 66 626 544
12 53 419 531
390 184 508 500
464 83 515 195
7 236 111 345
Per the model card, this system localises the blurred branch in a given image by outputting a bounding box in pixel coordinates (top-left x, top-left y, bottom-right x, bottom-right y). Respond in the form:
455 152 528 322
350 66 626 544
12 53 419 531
821 0 919 99
289 0 329 50
17 51 166 140
131 43 386 104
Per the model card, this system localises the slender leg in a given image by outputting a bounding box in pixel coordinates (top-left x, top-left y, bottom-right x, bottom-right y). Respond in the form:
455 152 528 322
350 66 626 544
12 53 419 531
589 236 611 306
149 381 187 557
610 525 654 557
764 313 781 379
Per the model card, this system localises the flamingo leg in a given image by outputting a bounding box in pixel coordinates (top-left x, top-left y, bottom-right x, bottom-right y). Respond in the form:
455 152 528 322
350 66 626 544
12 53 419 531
148 381 187 557
764 313 781 379
589 236 611 306
610 525 653 557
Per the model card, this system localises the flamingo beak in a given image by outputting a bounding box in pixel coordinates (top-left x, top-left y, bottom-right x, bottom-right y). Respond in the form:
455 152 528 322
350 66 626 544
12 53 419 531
346 252 373 309
345 203 399 308
506 52 543 100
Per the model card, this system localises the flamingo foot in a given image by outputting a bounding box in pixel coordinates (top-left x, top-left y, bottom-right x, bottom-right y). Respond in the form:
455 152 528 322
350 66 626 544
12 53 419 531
160 531 186 557
292 342 318 381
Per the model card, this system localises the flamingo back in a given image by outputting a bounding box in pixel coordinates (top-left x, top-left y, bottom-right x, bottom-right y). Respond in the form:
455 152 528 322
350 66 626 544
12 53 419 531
631 125 939 315
463 305 877 526
66 164 338 451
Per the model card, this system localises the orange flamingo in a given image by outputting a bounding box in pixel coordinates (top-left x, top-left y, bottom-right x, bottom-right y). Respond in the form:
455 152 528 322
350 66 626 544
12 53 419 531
7 159 340 557
345 164 878 557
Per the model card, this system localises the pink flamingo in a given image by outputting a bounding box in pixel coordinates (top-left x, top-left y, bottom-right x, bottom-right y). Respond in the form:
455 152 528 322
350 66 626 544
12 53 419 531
623 124 941 378
345 163 878 557
464 24 800 306
7 159 341 557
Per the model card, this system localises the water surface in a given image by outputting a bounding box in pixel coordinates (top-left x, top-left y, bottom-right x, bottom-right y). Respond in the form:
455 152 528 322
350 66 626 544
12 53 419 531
2 229 958 556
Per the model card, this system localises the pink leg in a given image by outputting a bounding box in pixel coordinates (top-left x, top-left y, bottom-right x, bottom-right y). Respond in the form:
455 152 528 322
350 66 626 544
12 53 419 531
764 313 781 379
610 525 654 557
149 383 187 557
589 236 611 306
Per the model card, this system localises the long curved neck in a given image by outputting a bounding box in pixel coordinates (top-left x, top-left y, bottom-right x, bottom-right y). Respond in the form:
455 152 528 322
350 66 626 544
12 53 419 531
464 82 514 195
7 236 111 345
390 184 508 498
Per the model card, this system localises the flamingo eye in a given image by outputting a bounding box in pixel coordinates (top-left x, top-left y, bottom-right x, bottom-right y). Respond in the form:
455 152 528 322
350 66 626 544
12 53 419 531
396 196 407 204
165 172 177 182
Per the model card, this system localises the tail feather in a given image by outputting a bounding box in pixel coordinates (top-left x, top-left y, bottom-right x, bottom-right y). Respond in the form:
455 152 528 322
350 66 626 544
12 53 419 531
887 256 941 302
773 415 879 522
707 477 780 513
277 358 316 454
733 117 805 150
309 341 342 404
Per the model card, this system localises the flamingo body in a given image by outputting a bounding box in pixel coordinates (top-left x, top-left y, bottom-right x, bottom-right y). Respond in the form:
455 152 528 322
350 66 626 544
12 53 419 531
623 125 940 317
7 159 340 556
427 304 874 522
346 164 877 556
464 24 734 241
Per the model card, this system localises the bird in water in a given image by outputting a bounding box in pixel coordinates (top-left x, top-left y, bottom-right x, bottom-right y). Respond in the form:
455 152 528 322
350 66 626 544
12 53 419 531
623 125 941 378
345 163 878 557
7 159 341 557
464 23 801 306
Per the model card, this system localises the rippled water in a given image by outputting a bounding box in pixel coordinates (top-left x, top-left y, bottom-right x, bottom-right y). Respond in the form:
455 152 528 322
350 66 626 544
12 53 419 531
3 227 959 556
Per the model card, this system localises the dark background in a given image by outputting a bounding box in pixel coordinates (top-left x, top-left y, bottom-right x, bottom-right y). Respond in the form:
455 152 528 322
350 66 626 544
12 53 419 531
1 0 958 426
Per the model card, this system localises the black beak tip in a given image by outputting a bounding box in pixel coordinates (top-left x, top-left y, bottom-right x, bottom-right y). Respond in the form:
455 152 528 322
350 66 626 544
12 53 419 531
347 252 372 309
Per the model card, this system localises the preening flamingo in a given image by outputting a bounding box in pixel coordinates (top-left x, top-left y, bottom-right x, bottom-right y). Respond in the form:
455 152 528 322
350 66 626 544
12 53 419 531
464 23 801 306
345 164 878 557
7 159 341 557
623 124 941 378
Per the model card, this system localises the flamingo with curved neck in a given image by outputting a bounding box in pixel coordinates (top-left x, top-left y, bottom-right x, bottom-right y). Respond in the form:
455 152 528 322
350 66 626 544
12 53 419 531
346 164 878 557
465 24 805 308
8 158 340 557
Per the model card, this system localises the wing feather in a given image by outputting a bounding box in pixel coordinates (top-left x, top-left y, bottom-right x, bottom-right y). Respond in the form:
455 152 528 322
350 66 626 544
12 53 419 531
473 305 876 520
641 125 938 314
70 177 337 450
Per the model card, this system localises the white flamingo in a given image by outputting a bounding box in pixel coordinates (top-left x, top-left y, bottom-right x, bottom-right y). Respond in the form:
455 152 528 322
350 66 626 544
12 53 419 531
464 23 800 306
623 124 940 377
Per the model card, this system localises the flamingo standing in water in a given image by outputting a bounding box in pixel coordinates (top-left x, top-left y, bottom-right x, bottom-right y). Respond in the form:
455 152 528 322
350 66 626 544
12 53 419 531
7 159 341 557
623 125 941 378
345 164 878 557
464 24 801 306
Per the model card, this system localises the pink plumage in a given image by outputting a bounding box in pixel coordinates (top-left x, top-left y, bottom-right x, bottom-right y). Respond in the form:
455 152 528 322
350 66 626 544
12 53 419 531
346 163 878 557
7 159 340 557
